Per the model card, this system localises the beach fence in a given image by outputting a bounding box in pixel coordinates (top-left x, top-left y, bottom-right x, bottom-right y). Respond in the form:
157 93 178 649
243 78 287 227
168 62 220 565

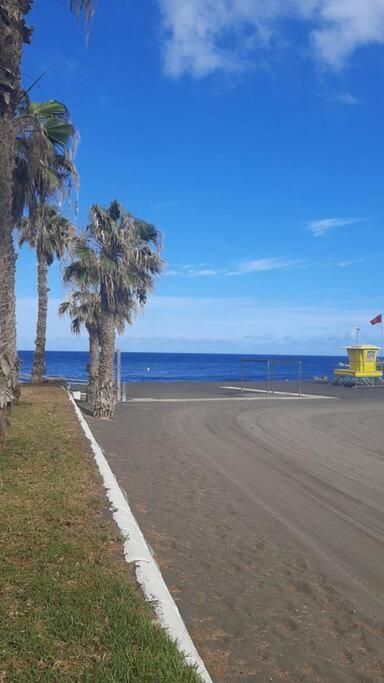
240 358 303 398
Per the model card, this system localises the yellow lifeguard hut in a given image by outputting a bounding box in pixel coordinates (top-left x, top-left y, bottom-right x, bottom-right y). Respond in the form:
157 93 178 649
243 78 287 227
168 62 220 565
334 345 382 383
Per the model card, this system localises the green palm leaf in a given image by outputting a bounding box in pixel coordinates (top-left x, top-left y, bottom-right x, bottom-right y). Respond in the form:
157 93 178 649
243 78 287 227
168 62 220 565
42 121 75 150
13 97 78 223
27 100 69 119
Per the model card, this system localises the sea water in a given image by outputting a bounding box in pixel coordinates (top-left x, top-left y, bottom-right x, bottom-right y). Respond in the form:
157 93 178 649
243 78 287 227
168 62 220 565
18 350 346 383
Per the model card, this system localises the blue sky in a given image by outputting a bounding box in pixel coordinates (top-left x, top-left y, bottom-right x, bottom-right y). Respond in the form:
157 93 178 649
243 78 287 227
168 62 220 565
18 0 384 354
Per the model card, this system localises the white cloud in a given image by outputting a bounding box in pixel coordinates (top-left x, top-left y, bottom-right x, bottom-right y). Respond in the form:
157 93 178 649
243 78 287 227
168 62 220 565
334 92 361 106
164 264 222 277
189 268 220 276
311 0 384 70
165 257 302 277
159 0 277 77
158 0 384 77
166 256 369 277
308 217 363 237
227 257 303 275
337 258 365 268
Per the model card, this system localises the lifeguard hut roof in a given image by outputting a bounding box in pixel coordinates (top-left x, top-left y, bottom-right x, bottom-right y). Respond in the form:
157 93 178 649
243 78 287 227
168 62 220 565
343 344 380 350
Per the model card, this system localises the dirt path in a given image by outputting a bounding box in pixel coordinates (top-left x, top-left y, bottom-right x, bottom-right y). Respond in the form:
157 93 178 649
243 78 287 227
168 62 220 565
86 394 384 682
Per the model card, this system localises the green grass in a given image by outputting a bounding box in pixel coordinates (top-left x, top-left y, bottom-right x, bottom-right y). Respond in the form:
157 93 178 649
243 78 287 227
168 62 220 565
0 385 202 682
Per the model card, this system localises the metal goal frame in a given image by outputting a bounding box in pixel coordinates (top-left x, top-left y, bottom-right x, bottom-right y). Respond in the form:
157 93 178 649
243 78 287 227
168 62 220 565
240 358 303 398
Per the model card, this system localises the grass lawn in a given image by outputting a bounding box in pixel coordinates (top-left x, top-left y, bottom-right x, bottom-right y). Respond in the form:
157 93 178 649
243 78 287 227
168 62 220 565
0 385 202 682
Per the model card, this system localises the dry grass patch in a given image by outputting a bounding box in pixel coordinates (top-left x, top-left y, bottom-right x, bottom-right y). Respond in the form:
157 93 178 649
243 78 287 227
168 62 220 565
0 385 201 682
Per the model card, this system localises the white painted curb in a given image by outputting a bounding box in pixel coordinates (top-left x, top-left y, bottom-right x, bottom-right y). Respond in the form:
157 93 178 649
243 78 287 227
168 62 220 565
68 392 212 683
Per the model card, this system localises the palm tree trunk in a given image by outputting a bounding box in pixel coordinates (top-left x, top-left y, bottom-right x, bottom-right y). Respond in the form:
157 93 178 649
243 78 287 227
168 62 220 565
0 224 16 438
9 243 20 400
94 288 116 418
32 246 48 383
0 2 31 443
86 325 99 404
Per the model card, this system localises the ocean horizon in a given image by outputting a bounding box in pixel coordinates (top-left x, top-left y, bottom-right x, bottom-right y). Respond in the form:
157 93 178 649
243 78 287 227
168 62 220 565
18 350 346 383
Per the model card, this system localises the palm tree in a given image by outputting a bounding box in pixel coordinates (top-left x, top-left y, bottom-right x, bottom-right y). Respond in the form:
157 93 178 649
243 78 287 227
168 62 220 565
64 200 163 418
13 98 77 386
0 97 76 418
59 288 128 403
59 289 101 403
0 2 33 439
20 204 74 382
0 95 77 433
0 1 94 443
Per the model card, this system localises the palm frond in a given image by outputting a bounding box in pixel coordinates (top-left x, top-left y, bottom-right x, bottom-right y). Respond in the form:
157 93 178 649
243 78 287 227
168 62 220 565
133 219 163 250
58 301 71 316
71 316 83 335
21 203 74 261
75 245 95 260
108 199 122 221
13 98 78 222
27 100 69 119
42 120 75 151
64 262 92 286
69 200 165 327
99 255 118 271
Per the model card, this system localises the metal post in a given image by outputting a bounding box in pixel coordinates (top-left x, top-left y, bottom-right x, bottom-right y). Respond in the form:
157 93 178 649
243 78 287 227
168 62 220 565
267 361 270 399
241 360 244 394
122 382 127 402
116 349 121 402
354 326 360 348
298 361 302 398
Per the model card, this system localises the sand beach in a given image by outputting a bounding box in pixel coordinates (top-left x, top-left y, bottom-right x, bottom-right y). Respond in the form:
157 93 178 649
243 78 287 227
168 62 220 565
83 382 384 681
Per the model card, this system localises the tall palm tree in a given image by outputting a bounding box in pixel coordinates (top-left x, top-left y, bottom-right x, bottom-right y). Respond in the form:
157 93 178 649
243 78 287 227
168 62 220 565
0 97 77 413
0 3 31 438
58 288 128 403
20 204 74 382
0 0 94 443
13 97 77 386
58 289 101 403
0 95 77 430
64 200 163 418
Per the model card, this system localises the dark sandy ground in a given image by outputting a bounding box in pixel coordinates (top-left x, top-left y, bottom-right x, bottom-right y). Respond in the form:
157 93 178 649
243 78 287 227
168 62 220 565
84 384 384 682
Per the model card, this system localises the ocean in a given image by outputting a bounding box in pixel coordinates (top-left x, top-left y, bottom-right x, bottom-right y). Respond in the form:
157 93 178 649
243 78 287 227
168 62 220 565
18 351 346 383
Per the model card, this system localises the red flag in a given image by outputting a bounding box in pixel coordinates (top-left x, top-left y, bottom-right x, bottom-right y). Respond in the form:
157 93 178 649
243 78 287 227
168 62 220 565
370 314 382 325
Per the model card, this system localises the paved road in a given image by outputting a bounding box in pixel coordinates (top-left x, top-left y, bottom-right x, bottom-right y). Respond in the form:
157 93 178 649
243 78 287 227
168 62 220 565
86 392 384 682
